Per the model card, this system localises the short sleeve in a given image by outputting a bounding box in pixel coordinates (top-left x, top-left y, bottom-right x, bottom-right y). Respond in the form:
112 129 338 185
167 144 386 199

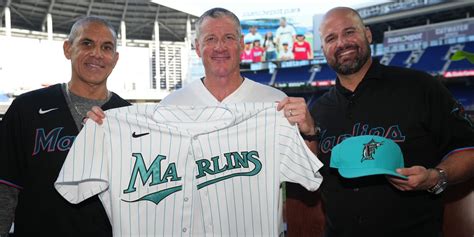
54 119 109 204
0 100 26 188
279 118 323 191
424 78 474 157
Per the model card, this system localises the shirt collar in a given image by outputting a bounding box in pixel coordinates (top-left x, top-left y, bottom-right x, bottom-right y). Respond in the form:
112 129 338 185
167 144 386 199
335 58 382 98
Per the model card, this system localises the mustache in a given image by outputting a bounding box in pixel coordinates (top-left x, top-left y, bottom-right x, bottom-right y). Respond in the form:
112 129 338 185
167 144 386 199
335 44 358 57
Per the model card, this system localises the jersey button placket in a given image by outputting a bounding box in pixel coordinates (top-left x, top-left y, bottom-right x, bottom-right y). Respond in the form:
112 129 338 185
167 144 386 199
346 100 355 120
181 143 195 236
192 140 213 234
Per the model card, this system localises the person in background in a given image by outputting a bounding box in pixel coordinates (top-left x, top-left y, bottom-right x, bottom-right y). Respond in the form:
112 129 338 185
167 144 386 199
278 42 294 61
0 16 130 236
244 25 263 45
263 31 278 61
240 38 254 63
251 39 264 62
275 17 296 53
309 6 474 236
292 31 313 60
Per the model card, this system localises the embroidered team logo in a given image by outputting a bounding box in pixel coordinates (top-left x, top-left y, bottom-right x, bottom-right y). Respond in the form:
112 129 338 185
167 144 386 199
122 151 262 205
361 139 383 162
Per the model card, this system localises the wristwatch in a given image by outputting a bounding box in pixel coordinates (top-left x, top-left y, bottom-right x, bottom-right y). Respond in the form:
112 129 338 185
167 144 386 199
427 168 448 195
300 125 321 141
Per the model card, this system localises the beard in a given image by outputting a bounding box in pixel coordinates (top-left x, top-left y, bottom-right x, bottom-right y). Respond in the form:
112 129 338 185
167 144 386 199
327 42 371 75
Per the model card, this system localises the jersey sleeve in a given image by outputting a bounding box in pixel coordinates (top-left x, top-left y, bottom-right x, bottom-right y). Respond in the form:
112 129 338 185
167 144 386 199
54 119 110 204
0 99 26 189
278 118 323 191
424 78 474 158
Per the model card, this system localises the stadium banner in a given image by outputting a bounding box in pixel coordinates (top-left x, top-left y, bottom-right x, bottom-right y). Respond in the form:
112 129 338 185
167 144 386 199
384 18 474 51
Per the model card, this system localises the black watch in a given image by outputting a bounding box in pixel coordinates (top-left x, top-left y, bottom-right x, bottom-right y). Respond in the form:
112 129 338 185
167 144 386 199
300 125 321 141
427 168 448 195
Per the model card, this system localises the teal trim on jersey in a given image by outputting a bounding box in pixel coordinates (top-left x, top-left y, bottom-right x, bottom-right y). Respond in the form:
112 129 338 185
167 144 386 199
330 135 407 179
122 185 183 205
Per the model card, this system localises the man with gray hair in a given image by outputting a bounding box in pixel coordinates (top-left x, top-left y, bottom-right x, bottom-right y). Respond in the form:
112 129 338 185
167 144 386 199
86 7 321 237
0 16 130 236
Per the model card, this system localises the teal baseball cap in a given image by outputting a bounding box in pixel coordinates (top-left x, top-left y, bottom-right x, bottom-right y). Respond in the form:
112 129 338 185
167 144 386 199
330 135 407 179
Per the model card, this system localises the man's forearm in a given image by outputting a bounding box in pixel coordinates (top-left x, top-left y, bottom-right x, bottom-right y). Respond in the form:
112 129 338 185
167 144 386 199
437 149 474 184
0 184 18 234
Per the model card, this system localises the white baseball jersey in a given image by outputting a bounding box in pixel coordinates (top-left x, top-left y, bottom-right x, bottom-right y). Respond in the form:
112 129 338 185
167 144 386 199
160 77 287 106
160 78 289 236
55 102 323 237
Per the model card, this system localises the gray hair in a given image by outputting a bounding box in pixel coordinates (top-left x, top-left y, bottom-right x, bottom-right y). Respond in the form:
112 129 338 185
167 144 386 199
195 8 242 39
68 16 117 46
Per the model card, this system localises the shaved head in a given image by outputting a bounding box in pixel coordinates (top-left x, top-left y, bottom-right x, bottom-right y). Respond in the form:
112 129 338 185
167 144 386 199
320 7 365 34
319 7 372 76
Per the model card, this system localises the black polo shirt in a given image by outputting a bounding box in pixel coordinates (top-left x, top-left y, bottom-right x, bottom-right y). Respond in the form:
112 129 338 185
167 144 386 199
311 60 474 236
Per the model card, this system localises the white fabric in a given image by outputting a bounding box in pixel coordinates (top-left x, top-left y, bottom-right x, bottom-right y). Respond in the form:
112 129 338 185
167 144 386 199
244 32 263 45
275 25 296 51
161 78 288 235
55 103 323 237
161 78 286 106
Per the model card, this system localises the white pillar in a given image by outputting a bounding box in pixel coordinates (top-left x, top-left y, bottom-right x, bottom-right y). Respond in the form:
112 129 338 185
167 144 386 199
47 13 53 41
154 21 160 89
5 7 11 37
184 17 191 85
120 20 126 47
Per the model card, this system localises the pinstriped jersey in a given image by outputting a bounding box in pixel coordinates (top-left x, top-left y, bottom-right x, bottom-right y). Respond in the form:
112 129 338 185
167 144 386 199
55 102 323 237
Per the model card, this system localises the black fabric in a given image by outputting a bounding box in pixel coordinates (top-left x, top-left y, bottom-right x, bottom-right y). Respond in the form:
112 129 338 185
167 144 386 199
0 84 130 236
311 60 474 236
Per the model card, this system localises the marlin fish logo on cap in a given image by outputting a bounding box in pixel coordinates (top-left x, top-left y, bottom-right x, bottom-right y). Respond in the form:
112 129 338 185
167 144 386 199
330 135 407 179
362 139 383 162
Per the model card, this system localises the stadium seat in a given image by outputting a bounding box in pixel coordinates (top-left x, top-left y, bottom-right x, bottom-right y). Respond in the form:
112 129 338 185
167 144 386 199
389 50 412 68
411 44 450 74
274 65 313 84
313 64 336 82
241 70 273 85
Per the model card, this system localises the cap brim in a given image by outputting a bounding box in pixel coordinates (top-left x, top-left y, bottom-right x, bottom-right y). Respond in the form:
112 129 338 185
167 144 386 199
339 167 408 180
